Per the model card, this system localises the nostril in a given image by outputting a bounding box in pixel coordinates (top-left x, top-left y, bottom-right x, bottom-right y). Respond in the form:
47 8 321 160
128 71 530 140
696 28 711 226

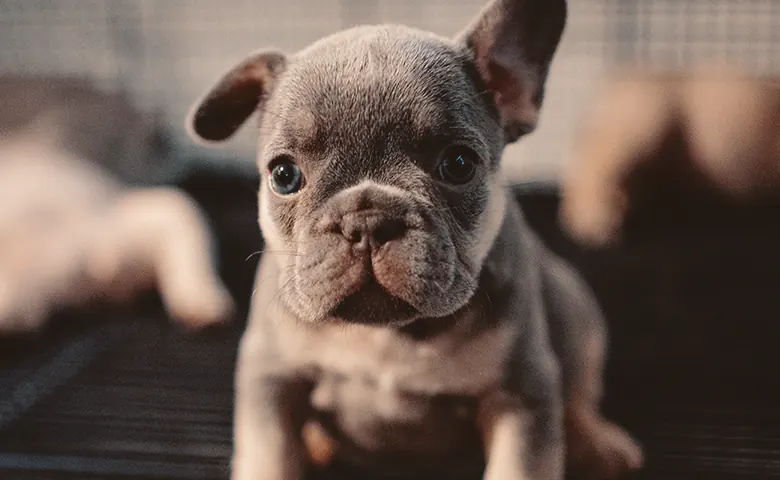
347 229 363 244
372 218 407 246
336 221 363 244
336 213 406 248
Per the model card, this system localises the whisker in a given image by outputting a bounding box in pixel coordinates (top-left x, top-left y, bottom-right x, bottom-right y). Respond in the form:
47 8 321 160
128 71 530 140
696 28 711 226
245 250 263 262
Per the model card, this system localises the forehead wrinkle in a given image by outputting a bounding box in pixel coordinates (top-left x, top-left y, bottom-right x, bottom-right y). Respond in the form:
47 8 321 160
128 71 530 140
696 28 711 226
264 83 326 155
294 33 463 113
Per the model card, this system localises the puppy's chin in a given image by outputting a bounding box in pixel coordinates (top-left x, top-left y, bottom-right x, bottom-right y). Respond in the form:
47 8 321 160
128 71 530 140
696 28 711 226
328 278 420 327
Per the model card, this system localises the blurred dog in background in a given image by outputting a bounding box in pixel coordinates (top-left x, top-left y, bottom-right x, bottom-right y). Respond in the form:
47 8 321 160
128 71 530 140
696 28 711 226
560 67 780 247
0 76 233 333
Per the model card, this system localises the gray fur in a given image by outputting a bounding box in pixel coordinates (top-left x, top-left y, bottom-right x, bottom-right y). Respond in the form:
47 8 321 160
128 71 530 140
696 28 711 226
187 1 643 479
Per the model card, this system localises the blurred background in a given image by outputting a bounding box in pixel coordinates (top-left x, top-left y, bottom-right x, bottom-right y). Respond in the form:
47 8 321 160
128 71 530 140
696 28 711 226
3 2 780 480
2 0 778 182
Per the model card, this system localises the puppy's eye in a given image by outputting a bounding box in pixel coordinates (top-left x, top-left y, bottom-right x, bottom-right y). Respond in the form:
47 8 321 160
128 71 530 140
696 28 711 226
269 157 304 195
436 147 478 185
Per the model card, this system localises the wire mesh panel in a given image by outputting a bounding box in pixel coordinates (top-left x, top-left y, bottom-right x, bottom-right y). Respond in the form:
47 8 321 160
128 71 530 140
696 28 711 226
608 0 780 71
1 0 779 180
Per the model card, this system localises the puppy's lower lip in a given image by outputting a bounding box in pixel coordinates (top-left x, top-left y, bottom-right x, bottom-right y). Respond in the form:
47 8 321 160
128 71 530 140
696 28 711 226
329 278 417 325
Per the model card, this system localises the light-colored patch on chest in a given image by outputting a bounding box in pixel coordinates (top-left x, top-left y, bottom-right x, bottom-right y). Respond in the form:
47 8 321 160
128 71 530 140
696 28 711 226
281 318 518 397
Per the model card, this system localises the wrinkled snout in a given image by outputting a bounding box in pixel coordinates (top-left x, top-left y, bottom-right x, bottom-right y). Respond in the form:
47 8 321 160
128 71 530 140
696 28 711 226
286 181 469 326
316 182 419 257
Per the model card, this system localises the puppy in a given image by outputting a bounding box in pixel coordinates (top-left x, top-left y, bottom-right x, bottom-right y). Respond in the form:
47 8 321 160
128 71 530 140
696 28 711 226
560 67 780 247
0 76 234 333
187 0 642 478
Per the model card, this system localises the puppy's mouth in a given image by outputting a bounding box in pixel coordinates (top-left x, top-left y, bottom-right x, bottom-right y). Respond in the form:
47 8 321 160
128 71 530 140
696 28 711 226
328 276 418 326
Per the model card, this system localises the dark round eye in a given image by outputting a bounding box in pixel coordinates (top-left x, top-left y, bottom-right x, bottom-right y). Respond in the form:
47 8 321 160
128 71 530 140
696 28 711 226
269 158 304 195
436 147 478 185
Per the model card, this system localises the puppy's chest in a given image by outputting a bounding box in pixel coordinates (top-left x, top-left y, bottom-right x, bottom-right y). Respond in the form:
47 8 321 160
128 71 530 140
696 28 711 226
311 367 476 425
310 367 481 457
295 323 516 460
291 321 516 397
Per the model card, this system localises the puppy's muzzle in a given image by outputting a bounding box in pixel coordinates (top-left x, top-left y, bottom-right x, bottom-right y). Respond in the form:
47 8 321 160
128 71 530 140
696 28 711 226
307 184 431 325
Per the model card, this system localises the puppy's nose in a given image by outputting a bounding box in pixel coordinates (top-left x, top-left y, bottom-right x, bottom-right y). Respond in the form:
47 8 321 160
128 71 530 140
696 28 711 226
338 212 407 250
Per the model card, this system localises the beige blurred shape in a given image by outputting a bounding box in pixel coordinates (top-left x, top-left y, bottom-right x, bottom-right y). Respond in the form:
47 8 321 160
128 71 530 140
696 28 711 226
0 77 234 334
559 65 780 247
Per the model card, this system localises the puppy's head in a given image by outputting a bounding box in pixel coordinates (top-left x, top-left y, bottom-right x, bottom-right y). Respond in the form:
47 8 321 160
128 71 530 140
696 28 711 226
187 0 566 326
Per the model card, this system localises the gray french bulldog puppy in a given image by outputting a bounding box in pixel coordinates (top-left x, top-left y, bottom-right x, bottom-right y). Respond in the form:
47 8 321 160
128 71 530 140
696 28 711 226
187 0 643 478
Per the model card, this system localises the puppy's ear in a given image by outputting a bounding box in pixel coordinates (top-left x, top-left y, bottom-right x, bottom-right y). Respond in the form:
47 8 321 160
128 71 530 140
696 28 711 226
458 0 567 142
186 50 287 143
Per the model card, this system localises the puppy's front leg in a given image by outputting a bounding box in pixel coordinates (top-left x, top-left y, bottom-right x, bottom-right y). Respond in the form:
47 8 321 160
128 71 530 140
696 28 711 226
542 255 643 479
479 360 564 480
91 187 234 328
233 340 311 480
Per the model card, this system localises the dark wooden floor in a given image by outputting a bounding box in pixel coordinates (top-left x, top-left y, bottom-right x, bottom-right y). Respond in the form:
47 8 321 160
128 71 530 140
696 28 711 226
2 166 780 480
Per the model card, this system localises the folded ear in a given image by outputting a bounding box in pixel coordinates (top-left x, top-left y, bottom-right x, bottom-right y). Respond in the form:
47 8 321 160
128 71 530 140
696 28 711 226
186 50 287 144
458 0 567 142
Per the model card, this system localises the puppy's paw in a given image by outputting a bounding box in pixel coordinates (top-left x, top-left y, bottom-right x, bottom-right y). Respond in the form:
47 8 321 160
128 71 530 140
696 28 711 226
568 419 644 479
0 281 48 335
0 312 46 335
559 191 626 248
164 280 235 330
231 452 305 480
0 308 49 335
